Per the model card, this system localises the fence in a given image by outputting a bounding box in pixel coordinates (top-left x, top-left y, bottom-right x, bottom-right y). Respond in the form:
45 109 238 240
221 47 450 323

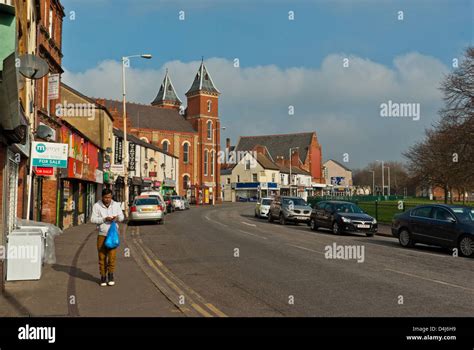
307 196 474 224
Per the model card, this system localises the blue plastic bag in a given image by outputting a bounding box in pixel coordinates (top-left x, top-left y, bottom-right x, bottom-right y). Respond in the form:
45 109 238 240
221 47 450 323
104 222 120 249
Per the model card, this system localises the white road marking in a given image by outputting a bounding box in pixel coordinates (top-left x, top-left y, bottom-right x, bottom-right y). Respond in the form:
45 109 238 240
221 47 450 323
286 244 325 255
205 215 228 227
238 230 267 240
242 221 257 227
384 268 474 292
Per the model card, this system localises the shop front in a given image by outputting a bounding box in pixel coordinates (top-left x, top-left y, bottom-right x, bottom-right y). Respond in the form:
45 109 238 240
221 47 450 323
130 176 143 201
58 125 101 229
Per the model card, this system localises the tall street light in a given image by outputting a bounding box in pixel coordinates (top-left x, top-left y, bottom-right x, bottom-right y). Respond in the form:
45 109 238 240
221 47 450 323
370 170 375 195
122 54 152 216
211 126 226 206
376 160 384 196
289 147 299 196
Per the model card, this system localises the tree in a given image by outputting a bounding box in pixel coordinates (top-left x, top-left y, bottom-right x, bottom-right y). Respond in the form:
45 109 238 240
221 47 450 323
404 47 474 203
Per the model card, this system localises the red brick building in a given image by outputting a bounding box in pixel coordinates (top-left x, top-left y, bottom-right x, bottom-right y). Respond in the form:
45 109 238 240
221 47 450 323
31 0 65 224
97 61 222 203
234 132 324 183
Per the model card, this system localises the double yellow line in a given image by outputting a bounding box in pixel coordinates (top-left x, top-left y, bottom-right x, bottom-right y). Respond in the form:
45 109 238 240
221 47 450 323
128 226 227 317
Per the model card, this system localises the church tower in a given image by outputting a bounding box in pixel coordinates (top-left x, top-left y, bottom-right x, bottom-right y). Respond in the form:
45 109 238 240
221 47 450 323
151 69 182 110
185 60 221 203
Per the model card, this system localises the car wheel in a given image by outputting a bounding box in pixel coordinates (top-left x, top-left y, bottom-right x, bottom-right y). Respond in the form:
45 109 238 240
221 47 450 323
268 213 273 223
398 229 414 248
458 235 474 258
279 214 286 225
310 219 318 231
332 222 341 235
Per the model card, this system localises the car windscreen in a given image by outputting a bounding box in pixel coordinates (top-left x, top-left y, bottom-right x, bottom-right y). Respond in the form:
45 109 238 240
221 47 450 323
134 198 160 206
282 198 307 206
262 199 272 205
171 196 181 200
333 203 364 214
451 207 474 222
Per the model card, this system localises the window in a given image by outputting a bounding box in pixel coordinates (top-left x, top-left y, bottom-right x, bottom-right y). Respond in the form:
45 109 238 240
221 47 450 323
207 100 212 113
431 207 455 221
245 160 251 170
183 143 190 163
324 203 334 212
183 175 190 190
204 150 209 176
411 207 432 218
207 121 212 140
237 175 240 182
49 8 53 38
210 152 214 176
252 174 258 182
272 173 276 183
162 140 169 153
226 178 231 185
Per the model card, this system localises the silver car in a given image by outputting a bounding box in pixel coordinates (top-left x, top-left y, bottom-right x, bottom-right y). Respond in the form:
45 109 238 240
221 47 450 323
171 195 185 210
255 197 273 218
268 196 312 225
129 196 165 224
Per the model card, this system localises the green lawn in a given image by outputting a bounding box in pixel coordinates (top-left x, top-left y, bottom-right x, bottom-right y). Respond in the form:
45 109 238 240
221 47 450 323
308 197 473 224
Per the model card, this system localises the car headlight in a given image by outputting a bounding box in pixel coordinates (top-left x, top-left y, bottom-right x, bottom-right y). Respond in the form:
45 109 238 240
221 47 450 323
341 217 352 223
372 218 377 224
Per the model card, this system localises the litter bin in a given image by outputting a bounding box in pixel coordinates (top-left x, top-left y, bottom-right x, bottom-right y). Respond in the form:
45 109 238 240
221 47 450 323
6 228 44 281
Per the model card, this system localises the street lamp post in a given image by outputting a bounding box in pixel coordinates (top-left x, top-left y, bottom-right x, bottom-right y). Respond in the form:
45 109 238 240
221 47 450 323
387 166 391 196
376 160 384 197
121 54 152 216
211 126 226 206
289 147 299 196
370 170 375 195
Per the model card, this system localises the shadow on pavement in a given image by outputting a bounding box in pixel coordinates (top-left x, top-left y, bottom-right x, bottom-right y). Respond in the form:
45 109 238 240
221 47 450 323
52 264 98 284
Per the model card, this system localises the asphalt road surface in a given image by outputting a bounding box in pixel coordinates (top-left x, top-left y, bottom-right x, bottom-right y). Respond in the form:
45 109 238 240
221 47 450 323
126 203 474 317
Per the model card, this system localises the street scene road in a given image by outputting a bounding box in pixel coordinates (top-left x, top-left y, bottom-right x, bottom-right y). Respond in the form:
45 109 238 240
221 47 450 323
126 203 474 317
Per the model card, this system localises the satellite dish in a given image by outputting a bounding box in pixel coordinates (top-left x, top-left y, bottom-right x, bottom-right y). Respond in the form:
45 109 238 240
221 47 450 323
18 54 49 80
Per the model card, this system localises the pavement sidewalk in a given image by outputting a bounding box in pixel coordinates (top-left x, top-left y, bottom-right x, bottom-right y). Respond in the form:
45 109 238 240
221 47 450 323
1 222 179 317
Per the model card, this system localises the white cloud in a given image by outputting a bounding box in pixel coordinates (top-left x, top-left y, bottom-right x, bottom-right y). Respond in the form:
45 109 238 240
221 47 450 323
62 52 448 168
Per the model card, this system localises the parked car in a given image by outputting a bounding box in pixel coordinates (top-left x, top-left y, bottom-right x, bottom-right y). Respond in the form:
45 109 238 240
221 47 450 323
255 197 273 218
182 197 190 210
129 196 165 224
392 204 474 257
268 196 312 225
140 191 167 214
163 195 175 213
171 195 185 210
309 201 377 237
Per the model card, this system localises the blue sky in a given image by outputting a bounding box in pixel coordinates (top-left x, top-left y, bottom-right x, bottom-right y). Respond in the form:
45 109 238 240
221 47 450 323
61 0 473 168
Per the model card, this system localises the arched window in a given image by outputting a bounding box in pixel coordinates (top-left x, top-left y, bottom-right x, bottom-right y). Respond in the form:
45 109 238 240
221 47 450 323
204 150 209 176
207 100 212 113
162 140 169 153
183 175 190 190
183 142 190 163
207 120 212 140
210 151 214 177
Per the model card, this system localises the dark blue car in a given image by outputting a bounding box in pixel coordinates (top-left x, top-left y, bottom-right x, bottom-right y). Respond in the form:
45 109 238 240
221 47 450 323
391 204 474 257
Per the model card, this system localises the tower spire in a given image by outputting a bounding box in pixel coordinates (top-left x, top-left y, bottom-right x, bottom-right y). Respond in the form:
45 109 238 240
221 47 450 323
151 70 182 109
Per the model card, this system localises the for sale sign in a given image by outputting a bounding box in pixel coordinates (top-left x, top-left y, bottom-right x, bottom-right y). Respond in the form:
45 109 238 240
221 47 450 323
31 142 68 168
